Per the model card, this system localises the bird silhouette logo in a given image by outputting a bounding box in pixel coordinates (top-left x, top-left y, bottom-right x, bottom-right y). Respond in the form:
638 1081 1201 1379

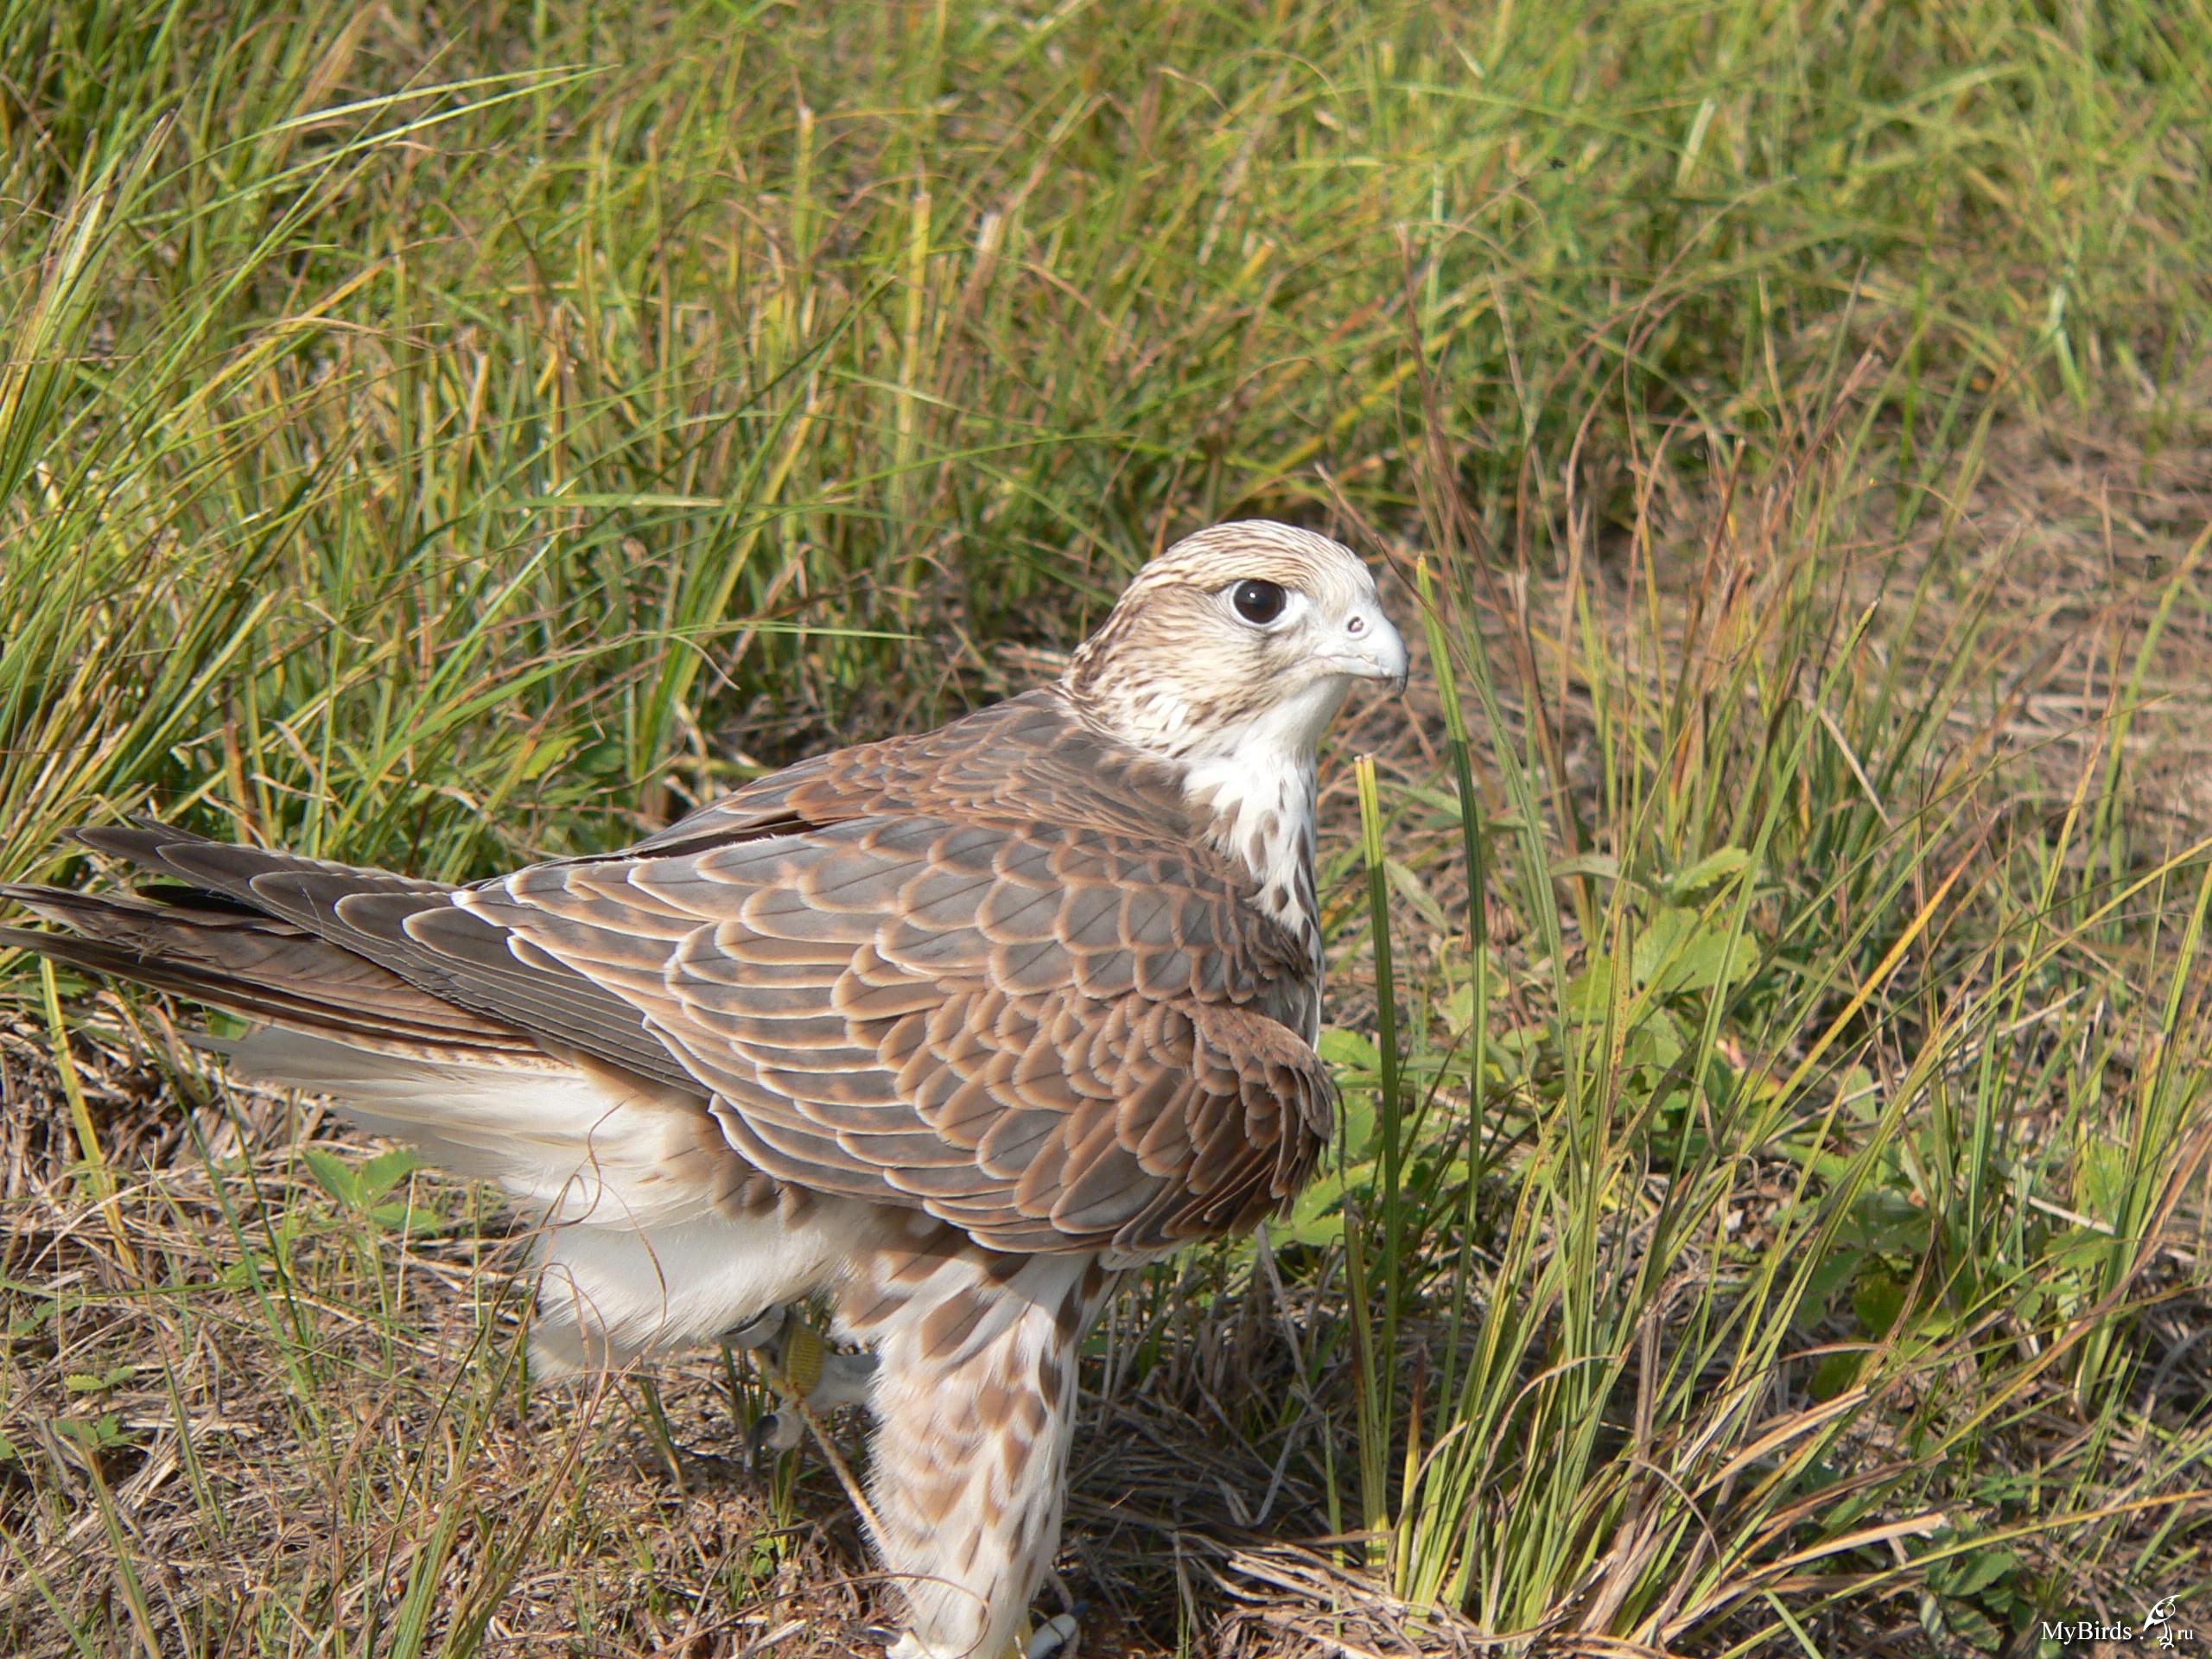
2145 1595 2184 1649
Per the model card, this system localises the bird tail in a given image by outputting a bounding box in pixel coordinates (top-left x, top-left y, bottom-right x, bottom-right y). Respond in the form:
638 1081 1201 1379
3 828 865 1374
0 876 540 1063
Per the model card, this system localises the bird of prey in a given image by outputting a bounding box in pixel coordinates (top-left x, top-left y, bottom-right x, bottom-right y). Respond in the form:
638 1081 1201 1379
2 521 1407 1659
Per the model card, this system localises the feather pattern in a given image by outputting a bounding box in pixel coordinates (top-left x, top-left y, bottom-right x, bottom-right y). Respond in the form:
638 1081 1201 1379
1 519 1407 1658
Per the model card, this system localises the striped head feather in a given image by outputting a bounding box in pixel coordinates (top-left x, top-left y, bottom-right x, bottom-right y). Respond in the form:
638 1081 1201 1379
1064 521 1407 977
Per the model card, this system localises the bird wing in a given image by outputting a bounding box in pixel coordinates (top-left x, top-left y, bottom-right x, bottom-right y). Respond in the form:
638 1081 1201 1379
465 810 1332 1255
620 685 1218 854
41 690 1332 1256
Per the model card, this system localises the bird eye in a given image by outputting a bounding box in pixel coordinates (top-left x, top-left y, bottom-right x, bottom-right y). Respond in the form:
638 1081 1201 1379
1230 579 1287 626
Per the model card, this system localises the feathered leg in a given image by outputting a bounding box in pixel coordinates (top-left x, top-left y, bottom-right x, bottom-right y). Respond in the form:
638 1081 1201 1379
836 1218 1116 1659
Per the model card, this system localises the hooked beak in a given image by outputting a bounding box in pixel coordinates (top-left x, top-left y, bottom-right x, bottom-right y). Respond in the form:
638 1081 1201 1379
1326 606 1410 694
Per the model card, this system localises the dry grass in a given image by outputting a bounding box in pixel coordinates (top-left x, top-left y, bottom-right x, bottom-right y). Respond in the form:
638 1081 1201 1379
6 396 2209 1656
8 2 2212 1654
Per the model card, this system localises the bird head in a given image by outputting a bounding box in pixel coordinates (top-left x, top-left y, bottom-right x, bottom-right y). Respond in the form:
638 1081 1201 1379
1064 521 1408 766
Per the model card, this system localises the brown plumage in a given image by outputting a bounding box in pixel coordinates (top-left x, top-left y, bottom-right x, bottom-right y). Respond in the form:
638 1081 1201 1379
2 519 1406 1659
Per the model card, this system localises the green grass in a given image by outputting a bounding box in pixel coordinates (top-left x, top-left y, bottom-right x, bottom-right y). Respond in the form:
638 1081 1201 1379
3 0 2210 1653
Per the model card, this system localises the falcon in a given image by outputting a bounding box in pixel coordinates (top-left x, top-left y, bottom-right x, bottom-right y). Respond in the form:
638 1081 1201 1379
2 521 1407 1659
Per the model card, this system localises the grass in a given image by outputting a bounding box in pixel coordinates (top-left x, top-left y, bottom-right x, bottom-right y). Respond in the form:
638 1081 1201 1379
3 0 2210 1653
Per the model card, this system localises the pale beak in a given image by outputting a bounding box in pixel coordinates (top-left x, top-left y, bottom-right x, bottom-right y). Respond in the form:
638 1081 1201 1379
1329 607 1409 694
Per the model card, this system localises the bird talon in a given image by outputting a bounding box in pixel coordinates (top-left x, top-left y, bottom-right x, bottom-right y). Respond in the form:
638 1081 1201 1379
1025 1612 1079 1659
721 1302 787 1351
747 1408 802 1467
751 1319 876 1466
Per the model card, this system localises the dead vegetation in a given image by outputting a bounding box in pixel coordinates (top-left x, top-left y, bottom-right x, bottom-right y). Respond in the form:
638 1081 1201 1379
5 393 2210 1655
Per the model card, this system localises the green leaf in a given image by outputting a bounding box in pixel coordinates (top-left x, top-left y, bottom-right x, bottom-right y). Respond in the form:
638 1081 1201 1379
516 732 577 782
1282 1173 1349 1247
55 1414 130 1451
1338 1092 1379 1163
1836 1065 1880 1121
302 1147 359 1207
1319 1027 1380 1073
1549 852 1622 882
1671 924 1758 992
1669 847 1750 897
1934 1595 2002 1652
1852 1271 1908 1338
1809 1351 1862 1400
1624 1010 1686 1072
1631 906 1757 994
1943 1549 2019 1599
1630 906 1698 988
2075 1141 2126 1217
1842 1188 1929 1257
1383 858 1451 934
359 1147 423 1205
1802 1248 1866 1314
2044 1226 2113 1281
64 1368 125 1394
1565 957 1616 1019
1439 959 1509 1036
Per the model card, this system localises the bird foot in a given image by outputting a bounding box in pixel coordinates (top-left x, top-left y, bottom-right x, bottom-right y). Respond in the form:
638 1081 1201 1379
1025 1613 1079 1659
720 1302 786 1351
748 1324 876 1465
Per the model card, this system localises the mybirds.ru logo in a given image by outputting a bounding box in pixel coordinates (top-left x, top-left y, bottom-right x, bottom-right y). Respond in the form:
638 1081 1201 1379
2043 1595 2195 1649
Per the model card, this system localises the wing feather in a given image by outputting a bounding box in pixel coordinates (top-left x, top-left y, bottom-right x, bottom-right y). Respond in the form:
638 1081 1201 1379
26 688 1330 1257
468 785 1332 1252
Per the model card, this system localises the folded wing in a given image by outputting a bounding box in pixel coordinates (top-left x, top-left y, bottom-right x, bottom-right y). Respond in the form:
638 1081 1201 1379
10 691 1332 1260
467 814 1332 1256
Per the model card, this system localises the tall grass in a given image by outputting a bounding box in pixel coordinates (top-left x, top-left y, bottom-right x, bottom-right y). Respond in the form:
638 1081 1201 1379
1324 387 2212 1649
4 0 2209 873
3 1 2210 1654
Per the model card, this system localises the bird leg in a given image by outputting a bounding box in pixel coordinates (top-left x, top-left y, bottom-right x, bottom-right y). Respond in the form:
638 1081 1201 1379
747 1310 878 1463
837 1224 1115 1659
1023 1613 1080 1659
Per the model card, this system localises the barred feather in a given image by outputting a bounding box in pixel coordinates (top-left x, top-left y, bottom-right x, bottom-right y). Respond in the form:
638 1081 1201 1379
2 519 1404 1658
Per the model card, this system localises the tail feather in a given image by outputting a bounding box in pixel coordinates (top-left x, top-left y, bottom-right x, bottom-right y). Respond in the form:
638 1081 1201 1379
73 822 452 904
0 881 539 1060
3 829 855 1378
47 822 683 1087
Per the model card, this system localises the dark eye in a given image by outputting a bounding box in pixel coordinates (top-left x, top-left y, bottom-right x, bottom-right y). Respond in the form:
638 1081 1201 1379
1231 579 1287 625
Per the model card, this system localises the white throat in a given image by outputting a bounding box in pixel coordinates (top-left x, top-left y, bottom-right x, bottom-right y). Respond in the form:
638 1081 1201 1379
1173 676 1342 969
